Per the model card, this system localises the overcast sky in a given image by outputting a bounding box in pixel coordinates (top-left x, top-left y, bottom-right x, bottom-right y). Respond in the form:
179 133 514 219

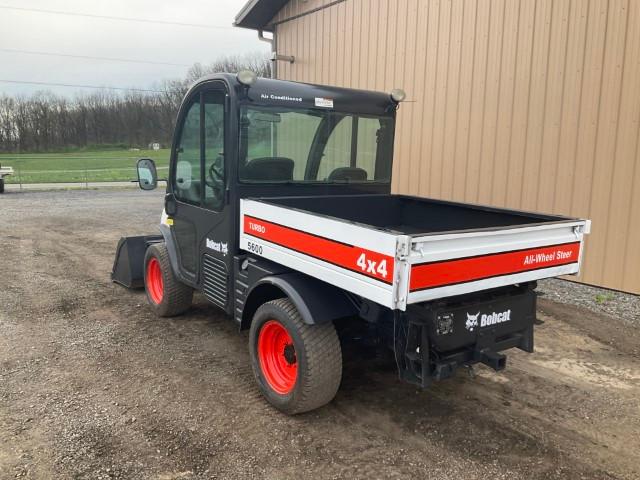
0 0 269 96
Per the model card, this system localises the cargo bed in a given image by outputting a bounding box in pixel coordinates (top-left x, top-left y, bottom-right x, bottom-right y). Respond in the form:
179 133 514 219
240 194 590 310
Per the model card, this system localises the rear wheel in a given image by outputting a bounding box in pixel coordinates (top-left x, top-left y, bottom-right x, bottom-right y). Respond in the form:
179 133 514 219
143 243 193 317
249 298 342 414
0 178 4 194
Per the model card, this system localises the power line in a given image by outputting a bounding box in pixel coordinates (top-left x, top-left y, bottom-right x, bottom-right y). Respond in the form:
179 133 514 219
0 5 233 30
0 47 190 67
0 79 166 93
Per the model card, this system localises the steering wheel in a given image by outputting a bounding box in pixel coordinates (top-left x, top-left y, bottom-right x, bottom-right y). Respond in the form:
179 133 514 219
205 156 224 189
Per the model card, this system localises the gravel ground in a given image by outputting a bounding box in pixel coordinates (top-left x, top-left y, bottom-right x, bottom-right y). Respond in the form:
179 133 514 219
538 279 640 326
1 189 639 480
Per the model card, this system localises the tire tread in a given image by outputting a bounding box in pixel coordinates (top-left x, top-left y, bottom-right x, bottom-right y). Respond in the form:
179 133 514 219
145 243 193 317
261 298 342 414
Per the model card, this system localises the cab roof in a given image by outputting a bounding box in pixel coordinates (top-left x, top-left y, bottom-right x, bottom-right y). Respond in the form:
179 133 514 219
191 74 395 117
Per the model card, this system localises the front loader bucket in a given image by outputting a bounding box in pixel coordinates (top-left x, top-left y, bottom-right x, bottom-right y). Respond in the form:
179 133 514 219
111 235 163 289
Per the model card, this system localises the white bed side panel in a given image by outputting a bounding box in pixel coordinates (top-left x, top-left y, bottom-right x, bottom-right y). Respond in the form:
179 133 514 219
239 199 400 309
239 235 397 308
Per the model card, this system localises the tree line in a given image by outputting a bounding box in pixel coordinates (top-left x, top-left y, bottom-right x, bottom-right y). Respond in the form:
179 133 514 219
0 53 271 153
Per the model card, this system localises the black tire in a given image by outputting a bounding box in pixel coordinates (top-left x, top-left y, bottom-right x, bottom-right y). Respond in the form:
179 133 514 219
0 178 4 194
249 298 342 414
143 243 193 317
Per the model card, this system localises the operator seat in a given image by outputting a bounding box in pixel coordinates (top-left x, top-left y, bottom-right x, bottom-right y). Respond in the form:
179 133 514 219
242 157 294 181
327 167 368 182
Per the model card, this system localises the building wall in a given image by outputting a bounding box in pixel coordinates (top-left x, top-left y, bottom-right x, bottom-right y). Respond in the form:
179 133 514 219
269 0 640 294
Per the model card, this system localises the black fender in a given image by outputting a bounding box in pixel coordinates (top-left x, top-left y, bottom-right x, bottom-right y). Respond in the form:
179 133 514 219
158 223 198 288
158 223 181 278
241 272 358 330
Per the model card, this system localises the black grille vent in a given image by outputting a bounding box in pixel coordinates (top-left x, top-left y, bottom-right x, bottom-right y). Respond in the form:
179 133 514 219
202 254 228 308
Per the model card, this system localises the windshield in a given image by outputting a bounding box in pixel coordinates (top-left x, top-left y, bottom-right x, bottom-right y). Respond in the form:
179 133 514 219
239 105 394 183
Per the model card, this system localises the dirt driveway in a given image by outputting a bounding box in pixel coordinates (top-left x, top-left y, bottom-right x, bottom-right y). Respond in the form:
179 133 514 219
1 189 639 480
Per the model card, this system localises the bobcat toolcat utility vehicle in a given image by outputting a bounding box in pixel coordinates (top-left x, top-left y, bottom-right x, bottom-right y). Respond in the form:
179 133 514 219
112 71 590 414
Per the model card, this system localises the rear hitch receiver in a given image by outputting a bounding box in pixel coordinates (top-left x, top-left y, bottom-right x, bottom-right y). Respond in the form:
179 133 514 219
477 350 507 371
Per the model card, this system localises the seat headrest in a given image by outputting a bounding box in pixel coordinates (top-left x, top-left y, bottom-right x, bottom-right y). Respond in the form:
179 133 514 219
242 157 294 181
327 167 368 182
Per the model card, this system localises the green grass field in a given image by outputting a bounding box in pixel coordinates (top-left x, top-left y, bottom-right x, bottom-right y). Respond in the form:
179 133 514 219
0 149 170 184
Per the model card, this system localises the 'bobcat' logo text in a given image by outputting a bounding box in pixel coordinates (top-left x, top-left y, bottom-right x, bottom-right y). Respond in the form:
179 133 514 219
465 309 512 331
206 238 228 256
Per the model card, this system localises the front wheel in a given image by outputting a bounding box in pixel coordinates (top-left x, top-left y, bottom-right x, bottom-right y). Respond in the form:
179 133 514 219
249 298 342 414
143 243 193 317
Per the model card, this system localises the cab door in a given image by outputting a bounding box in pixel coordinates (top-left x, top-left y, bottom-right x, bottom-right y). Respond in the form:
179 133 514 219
167 83 232 311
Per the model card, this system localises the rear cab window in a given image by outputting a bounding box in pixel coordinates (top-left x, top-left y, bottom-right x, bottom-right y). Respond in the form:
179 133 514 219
239 105 394 184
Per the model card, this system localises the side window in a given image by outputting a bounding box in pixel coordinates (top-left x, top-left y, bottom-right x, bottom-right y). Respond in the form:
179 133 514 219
203 91 225 210
174 100 201 205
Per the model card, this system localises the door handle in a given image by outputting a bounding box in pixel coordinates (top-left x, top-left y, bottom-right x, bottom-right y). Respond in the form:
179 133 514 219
165 193 177 216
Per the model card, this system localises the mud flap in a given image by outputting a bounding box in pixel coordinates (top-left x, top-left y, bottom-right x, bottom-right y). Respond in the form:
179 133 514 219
111 235 163 289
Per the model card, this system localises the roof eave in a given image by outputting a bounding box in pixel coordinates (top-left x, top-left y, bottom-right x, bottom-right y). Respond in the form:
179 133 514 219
232 21 274 33
234 0 287 31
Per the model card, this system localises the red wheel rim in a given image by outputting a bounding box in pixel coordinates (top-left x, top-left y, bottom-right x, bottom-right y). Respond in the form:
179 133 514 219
146 257 163 304
257 320 298 395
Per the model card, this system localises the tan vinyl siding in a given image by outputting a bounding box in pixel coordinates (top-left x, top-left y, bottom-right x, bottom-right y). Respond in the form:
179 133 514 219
270 0 640 295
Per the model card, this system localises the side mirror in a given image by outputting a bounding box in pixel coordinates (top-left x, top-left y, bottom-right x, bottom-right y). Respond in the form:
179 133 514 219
137 158 157 190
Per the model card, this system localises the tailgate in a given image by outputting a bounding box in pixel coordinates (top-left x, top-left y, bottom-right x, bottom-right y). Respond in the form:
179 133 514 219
405 220 591 305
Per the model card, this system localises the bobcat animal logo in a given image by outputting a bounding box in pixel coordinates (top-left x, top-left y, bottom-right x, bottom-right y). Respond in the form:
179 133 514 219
466 311 480 331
